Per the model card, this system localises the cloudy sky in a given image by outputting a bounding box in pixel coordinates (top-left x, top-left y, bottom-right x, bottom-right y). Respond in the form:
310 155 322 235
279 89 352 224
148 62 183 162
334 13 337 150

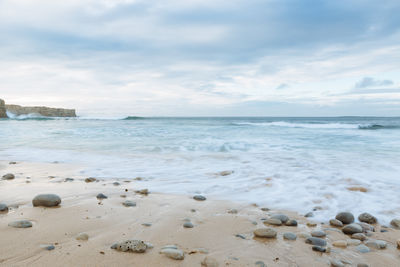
0 0 399 116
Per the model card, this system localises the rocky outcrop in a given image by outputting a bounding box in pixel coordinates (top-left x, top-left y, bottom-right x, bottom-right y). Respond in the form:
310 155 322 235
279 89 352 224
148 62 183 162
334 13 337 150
5 103 76 117
0 99 7 118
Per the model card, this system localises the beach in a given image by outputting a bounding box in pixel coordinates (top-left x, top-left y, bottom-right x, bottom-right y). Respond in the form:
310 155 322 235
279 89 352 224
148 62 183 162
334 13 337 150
1 160 400 267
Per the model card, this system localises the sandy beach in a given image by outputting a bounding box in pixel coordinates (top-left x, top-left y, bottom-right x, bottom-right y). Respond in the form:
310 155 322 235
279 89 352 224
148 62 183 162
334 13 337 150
0 161 399 267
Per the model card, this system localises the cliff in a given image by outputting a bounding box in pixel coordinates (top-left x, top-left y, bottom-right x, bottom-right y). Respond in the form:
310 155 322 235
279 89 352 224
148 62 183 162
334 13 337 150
5 104 76 117
0 99 7 118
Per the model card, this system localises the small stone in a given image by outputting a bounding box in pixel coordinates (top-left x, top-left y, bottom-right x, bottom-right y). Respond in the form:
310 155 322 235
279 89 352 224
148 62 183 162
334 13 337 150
113 182 120 186
201 256 219 267
270 214 289 223
193 195 206 201
330 259 345 267
227 209 238 214
96 193 108 200
253 228 277 238
358 213 377 224
120 194 127 198
357 264 369 267
356 244 370 253
0 203 9 212
358 222 374 232
32 194 61 207
85 177 96 183
8 220 33 228
183 221 194 228
235 234 246 239
283 232 297 240
2 173 15 180
144 242 154 249
335 212 354 224
260 207 270 211
255 261 266 267
380 229 388 232
365 240 387 249
263 218 282 226
142 223 152 227
136 189 149 195
122 200 136 207
311 230 326 238
112 240 148 253
329 219 343 227
307 222 317 227
285 219 298 226
342 223 362 235
298 232 312 239
346 239 361 246
305 237 327 246
64 178 74 182
305 212 314 217
76 233 89 241
312 246 326 252
332 240 347 248
160 248 184 260
218 170 234 176
351 233 366 241
390 219 400 229
42 245 55 251
9 161 17 164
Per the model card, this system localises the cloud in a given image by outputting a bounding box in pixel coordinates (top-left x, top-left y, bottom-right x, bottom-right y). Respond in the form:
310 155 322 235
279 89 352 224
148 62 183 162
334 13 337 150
276 83 289 90
354 77 394 88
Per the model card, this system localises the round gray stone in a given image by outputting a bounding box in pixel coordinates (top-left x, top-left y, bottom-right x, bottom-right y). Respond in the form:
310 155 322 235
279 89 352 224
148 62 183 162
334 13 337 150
342 223 362 235
365 240 387 249
254 228 277 238
32 194 61 207
283 232 297 240
183 221 194 228
335 212 354 224
2 173 15 180
160 248 185 260
96 193 108 199
356 244 370 253
311 230 326 238
390 219 400 229
351 233 366 241
122 200 136 207
305 237 327 246
8 220 33 228
193 195 206 201
329 219 343 227
358 213 377 224
0 203 9 212
270 214 289 223
263 218 282 226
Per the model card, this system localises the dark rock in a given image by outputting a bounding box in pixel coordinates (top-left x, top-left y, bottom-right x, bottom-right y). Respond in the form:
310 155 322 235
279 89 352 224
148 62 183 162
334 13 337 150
305 237 327 246
283 232 297 240
335 212 354 224
285 219 298 226
329 219 343 227
85 177 97 183
32 194 61 207
312 246 326 252
96 193 108 199
2 173 15 180
305 212 314 217
358 213 377 224
193 195 206 201
64 178 74 182
271 214 289 223
122 200 136 207
342 223 362 235
0 203 9 212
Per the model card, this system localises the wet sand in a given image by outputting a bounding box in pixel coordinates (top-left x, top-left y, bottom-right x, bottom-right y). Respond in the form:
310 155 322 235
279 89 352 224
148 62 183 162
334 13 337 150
1 161 400 266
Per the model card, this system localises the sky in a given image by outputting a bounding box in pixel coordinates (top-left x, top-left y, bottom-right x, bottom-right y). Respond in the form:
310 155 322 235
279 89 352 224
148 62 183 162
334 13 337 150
0 0 400 117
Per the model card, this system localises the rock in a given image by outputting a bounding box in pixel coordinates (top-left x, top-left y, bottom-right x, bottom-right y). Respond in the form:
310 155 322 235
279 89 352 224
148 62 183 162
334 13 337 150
32 194 61 207
298 232 312 239
96 193 108 200
390 219 400 229
260 207 270 211
142 223 152 227
283 232 297 240
111 240 148 253
227 209 238 214
330 259 345 267
42 245 55 251
270 214 289 223
235 234 246 239
351 233 366 241
357 222 374 232
8 220 33 228
85 177 97 183
285 219 298 226
304 212 314 217
357 264 369 267
356 244 370 253
253 228 277 238
255 261 266 267
64 178 74 182
307 222 317 227
397 239 400 249
311 230 326 238
332 240 347 248
122 200 136 207
136 189 149 195
0 203 9 212
193 195 206 201
218 170 234 176
2 173 15 180
9 161 17 164
347 186 368 192
312 246 326 252
335 212 354 224
365 240 387 249
201 256 219 267
5 103 76 117
358 213 377 224
162 245 178 250
342 223 362 235
0 99 7 118
305 237 327 247
263 218 282 226
329 219 343 227
113 182 120 186
76 233 89 241
346 239 361 246
160 248 184 260
183 221 194 228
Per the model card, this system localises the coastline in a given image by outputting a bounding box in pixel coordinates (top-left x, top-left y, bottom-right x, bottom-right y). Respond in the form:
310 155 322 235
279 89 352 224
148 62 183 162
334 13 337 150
1 161 400 266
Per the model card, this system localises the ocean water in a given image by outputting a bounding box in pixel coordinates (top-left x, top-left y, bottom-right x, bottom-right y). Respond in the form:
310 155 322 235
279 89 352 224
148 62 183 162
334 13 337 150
1 115 400 223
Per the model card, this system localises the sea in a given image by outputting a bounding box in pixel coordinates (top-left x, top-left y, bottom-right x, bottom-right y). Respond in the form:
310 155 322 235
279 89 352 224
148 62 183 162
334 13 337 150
1 114 400 223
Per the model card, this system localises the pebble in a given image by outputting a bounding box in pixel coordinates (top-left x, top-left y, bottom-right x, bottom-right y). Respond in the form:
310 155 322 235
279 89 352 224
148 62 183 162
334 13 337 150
330 259 345 267
111 240 148 253
304 212 314 217
122 200 136 207
260 207 270 211
160 248 185 260
332 240 347 248
329 219 343 227
9 161 17 164
358 222 374 232
351 233 366 241
390 219 400 229
64 178 74 182
263 218 282 226
305 237 327 246
227 209 238 214
270 214 289 223
42 245 55 251
285 219 298 226
0 203 9 212
2 173 15 180
357 264 369 267
311 230 326 238
365 240 387 249
335 212 354 224
142 223 152 227
76 233 89 241
253 228 277 238
235 234 246 239
346 239 361 246
96 193 108 200
193 195 206 201
298 232 312 239
312 246 326 252
283 232 297 240
307 222 317 227
201 257 219 267
113 182 120 186
183 221 194 228
136 189 149 195
218 170 234 176
32 194 61 207
8 220 33 228
358 213 377 224
255 261 266 267
342 223 362 235
356 244 370 253
85 177 96 183
162 245 178 250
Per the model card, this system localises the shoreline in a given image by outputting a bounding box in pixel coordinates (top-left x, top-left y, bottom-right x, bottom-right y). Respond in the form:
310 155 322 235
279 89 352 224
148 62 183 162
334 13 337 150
1 161 400 266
